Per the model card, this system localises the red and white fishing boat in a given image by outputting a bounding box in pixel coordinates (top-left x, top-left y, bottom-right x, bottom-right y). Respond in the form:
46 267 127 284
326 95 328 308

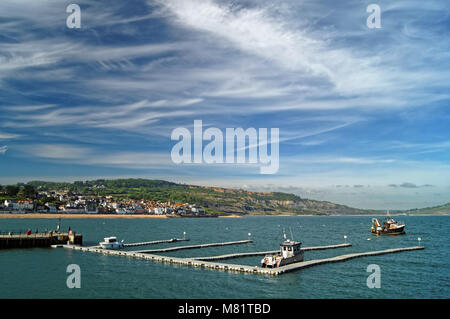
371 212 405 235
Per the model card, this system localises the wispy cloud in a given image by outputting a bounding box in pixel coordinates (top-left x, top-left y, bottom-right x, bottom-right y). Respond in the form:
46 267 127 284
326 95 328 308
389 182 435 189
284 155 397 165
15 144 173 170
155 0 360 89
153 0 448 102
0 132 20 140
2 99 202 131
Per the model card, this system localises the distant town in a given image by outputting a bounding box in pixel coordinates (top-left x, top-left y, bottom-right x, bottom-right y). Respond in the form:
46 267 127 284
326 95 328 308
0 184 209 217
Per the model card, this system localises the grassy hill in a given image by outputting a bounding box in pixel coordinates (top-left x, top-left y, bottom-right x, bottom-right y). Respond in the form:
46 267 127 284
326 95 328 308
406 203 450 215
24 178 378 216
7 178 447 215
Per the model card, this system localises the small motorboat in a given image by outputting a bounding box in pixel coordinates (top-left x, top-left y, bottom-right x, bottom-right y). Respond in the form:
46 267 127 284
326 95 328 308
99 236 124 249
261 234 304 268
371 212 405 235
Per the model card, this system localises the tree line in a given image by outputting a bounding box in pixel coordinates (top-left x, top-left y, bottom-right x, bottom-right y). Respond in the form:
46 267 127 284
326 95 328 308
0 184 37 199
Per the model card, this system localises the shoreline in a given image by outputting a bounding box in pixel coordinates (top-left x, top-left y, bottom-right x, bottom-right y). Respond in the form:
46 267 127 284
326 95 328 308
0 213 167 219
0 213 243 219
0 213 447 219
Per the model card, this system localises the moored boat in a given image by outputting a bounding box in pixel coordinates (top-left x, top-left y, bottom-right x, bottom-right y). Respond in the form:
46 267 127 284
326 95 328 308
99 236 124 249
371 213 405 235
261 235 304 268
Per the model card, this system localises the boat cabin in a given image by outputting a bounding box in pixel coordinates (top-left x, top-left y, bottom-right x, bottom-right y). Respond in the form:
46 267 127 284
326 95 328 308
104 237 117 243
261 238 304 268
280 240 302 258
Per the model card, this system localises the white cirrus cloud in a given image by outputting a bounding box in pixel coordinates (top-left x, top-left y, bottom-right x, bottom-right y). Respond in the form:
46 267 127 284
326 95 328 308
153 0 390 95
15 144 173 170
0 132 21 140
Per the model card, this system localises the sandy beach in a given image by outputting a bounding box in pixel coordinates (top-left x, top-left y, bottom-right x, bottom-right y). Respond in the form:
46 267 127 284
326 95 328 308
0 213 445 219
0 213 168 219
0 213 242 219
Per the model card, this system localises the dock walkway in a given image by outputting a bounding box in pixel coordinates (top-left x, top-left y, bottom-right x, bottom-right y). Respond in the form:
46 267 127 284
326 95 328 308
124 238 189 248
273 246 424 275
193 243 351 261
133 240 252 254
88 237 190 249
60 241 423 276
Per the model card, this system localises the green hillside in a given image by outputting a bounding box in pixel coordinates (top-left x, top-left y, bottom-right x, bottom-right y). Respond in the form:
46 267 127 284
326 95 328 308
23 178 377 216
406 203 450 215
5 178 446 215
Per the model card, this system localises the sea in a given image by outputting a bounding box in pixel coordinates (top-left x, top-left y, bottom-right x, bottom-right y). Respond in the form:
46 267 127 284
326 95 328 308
0 216 448 299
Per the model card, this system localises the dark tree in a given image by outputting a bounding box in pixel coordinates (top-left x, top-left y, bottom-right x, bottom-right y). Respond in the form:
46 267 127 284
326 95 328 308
22 185 37 199
5 185 20 197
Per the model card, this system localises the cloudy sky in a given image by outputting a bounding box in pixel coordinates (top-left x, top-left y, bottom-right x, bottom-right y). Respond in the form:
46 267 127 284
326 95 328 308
1 0 449 209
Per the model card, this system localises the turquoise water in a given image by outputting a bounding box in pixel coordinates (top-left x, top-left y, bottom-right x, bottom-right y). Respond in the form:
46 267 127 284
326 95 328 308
0 216 449 298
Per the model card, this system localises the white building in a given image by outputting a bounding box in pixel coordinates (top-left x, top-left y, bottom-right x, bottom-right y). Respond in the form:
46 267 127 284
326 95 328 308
4 200 18 208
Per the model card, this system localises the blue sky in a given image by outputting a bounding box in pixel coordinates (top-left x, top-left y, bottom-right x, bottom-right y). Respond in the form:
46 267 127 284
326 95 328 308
1 0 450 209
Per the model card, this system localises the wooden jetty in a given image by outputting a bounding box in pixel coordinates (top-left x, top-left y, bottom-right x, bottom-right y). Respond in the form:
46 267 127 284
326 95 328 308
193 243 351 261
123 238 189 248
89 237 191 249
0 232 82 249
272 246 424 275
133 239 252 254
302 243 352 251
60 240 423 276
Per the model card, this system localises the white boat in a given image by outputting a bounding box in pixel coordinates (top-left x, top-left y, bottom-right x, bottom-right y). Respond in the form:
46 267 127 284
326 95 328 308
260 234 304 268
99 236 124 249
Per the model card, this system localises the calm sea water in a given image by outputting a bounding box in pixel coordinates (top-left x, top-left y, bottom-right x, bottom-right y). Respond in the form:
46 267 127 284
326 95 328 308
0 216 448 299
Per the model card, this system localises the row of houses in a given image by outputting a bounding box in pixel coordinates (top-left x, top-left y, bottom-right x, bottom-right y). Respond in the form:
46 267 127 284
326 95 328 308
1 198 206 216
1 200 58 213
